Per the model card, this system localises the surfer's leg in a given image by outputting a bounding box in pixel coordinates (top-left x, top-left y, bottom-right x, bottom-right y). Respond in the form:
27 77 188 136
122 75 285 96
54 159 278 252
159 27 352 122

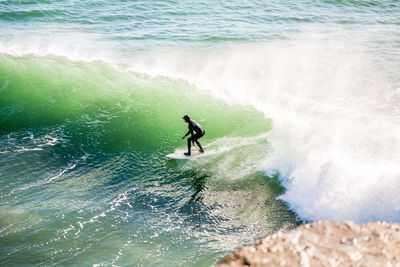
195 140 204 152
186 137 192 156
194 132 204 153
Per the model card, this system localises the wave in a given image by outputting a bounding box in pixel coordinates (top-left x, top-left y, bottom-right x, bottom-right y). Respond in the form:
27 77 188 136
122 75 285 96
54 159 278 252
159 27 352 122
1 30 400 224
0 53 268 155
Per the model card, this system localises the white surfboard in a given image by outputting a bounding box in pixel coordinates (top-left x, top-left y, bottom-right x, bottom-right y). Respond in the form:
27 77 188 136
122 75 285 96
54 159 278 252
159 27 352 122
166 149 212 160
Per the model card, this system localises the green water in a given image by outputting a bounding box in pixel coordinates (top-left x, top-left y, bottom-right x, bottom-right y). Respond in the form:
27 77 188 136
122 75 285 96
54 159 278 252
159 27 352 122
0 53 297 266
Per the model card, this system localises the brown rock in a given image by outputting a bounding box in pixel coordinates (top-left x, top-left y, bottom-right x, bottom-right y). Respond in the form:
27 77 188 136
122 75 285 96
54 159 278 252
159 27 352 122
218 221 400 267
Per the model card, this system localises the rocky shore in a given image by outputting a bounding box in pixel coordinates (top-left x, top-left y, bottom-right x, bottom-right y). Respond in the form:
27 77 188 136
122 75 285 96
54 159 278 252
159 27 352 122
219 221 400 267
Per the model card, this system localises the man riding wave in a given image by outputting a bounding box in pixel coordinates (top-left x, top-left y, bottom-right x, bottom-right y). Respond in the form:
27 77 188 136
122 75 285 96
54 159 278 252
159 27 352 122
182 115 205 156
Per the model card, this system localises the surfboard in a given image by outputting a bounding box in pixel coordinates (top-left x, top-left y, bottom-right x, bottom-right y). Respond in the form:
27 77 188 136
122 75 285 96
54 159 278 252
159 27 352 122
166 150 210 160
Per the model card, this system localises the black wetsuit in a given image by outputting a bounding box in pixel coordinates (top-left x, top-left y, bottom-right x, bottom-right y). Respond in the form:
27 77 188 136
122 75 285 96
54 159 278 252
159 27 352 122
184 120 205 154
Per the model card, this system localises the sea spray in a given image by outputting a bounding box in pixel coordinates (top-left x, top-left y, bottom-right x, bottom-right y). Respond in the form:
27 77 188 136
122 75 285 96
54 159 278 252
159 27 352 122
122 34 400 223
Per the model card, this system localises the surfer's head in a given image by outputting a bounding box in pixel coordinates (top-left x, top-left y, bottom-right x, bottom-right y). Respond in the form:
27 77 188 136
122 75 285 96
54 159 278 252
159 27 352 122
183 115 190 122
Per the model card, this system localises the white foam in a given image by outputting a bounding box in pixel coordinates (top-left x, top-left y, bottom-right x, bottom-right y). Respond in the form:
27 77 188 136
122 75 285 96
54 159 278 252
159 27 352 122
0 28 117 62
124 33 400 223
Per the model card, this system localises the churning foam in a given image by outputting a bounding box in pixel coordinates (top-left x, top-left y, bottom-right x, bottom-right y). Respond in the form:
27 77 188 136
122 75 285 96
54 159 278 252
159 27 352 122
126 35 400 223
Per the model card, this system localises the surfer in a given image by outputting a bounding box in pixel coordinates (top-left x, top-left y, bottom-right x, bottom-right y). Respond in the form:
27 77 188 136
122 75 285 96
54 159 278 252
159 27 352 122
182 115 205 156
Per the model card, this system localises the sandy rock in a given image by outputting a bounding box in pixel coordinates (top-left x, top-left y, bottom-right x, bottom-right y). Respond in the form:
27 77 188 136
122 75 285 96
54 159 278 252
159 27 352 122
219 221 400 267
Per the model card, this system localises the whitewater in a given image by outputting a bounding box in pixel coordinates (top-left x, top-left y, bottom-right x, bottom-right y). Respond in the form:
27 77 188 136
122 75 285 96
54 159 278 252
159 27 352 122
1 0 400 266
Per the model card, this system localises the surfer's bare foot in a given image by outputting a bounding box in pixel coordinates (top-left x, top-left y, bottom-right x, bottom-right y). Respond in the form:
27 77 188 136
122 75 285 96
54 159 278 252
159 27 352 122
199 149 204 153
184 152 191 156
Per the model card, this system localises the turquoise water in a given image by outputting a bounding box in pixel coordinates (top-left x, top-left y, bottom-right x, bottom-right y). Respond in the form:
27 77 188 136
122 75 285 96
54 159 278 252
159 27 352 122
1 1 400 266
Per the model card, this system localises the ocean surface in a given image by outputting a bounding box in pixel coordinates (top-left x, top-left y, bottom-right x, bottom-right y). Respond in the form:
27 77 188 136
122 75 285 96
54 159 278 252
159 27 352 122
1 0 399 266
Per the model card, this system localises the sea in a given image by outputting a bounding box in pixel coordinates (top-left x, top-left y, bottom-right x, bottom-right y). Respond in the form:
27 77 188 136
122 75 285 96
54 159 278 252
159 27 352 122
0 0 399 266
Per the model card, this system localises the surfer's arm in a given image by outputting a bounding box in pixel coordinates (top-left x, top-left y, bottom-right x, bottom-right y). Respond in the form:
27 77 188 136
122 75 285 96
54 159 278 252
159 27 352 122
182 129 192 139
182 131 189 139
182 123 194 139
